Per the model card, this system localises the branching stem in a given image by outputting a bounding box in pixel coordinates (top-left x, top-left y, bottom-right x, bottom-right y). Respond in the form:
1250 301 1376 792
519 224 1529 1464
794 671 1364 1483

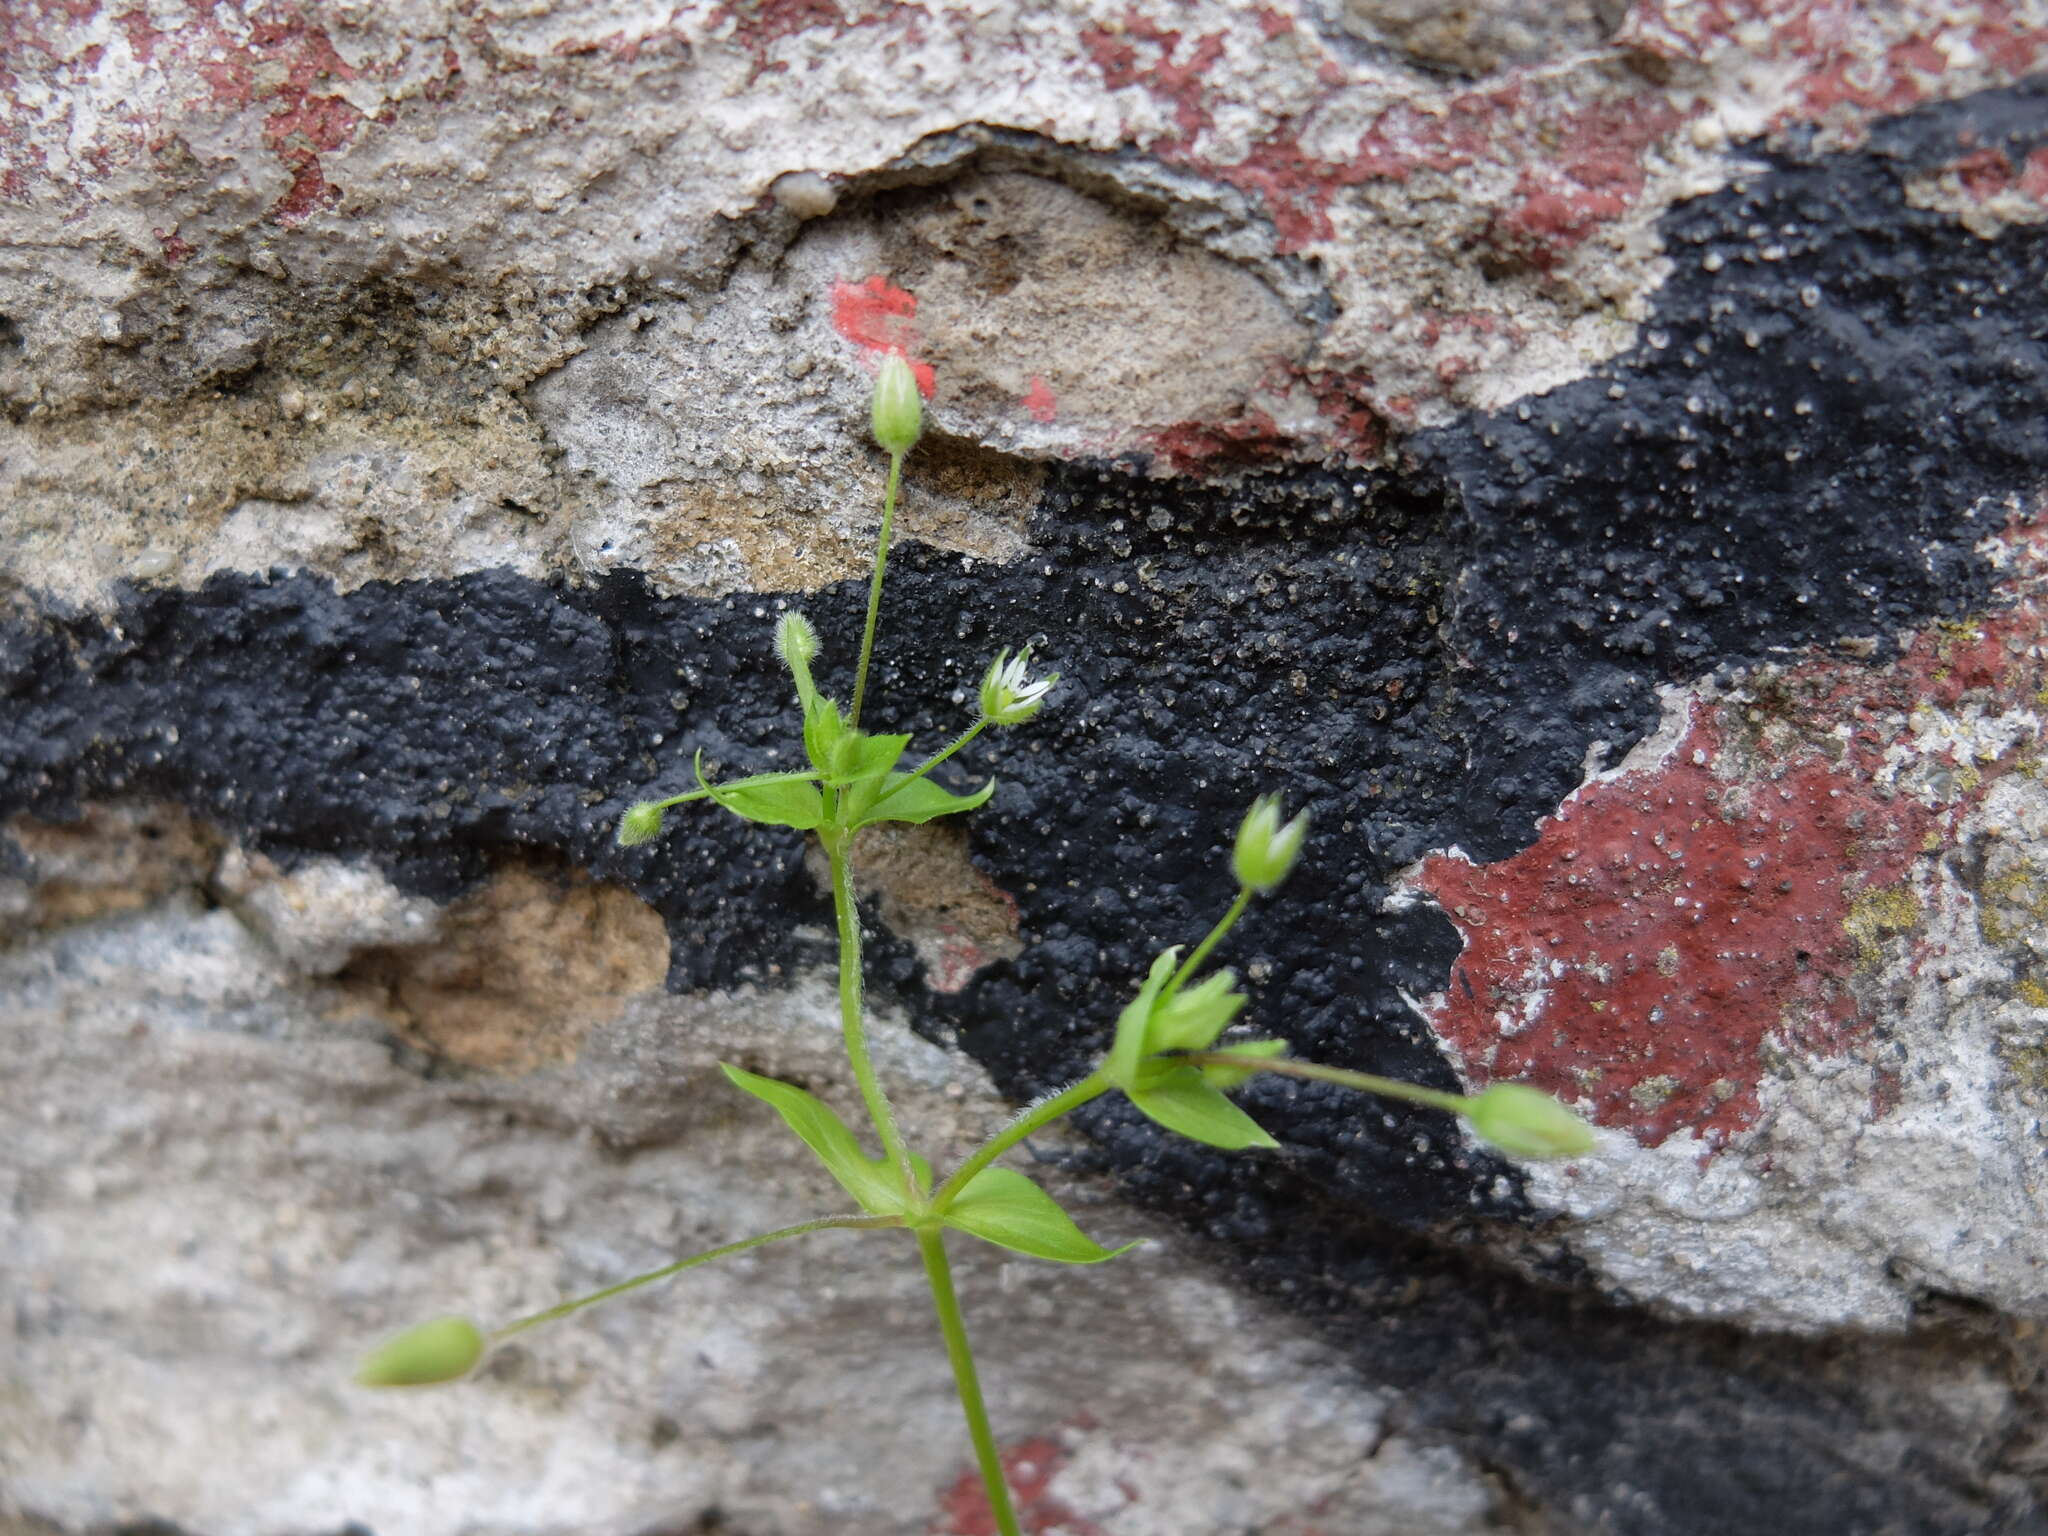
489 1215 895 1343
929 1073 1109 1214
1183 1051 1468 1114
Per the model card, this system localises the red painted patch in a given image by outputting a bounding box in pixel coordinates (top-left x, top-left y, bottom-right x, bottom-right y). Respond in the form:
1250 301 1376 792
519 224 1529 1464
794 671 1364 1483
830 275 936 395
1021 375 1057 423
1488 100 1683 265
153 226 193 264
1082 13 1228 142
1412 510 2048 1149
1143 408 1292 474
934 1435 1103 1536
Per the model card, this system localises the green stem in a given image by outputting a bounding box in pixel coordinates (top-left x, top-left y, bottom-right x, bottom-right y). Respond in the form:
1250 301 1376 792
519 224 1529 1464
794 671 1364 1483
650 769 822 811
1162 886 1253 1003
826 833 919 1194
850 450 904 729
1183 1051 1468 1115
864 719 990 815
916 1228 1022 1536
929 1073 1110 1214
488 1215 896 1343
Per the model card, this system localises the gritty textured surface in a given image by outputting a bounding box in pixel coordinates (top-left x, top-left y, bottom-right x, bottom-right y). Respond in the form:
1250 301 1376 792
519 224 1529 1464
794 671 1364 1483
9 3 2048 1534
7 0 2048 607
2 837 1504 1536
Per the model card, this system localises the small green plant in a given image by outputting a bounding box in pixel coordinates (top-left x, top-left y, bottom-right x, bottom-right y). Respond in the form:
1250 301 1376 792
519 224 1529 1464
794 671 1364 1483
360 352 1595 1529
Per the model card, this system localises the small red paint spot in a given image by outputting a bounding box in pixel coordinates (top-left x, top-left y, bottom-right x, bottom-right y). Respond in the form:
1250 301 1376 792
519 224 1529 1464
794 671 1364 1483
933 1435 1103 1536
1021 375 1056 423
153 227 193 264
1143 409 1291 474
831 275 935 395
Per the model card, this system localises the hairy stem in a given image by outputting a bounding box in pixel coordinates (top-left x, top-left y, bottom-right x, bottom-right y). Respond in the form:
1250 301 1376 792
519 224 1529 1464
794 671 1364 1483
827 833 919 1194
850 450 904 729
1163 886 1253 1002
929 1074 1109 1214
866 719 989 814
917 1228 1022 1536
489 1216 896 1343
1183 1051 1468 1114
650 769 822 811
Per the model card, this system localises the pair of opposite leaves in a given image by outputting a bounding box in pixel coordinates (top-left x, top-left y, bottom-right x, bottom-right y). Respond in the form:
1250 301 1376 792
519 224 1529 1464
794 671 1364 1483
722 1065 1134 1265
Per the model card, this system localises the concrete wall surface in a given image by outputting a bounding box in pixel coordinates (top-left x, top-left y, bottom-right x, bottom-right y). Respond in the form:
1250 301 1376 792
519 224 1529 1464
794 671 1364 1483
5 2 2048 1533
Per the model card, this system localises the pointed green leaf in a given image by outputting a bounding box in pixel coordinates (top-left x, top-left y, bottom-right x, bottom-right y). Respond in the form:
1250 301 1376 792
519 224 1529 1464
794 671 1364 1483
713 777 827 829
1130 1065 1278 1150
943 1167 1137 1265
693 751 825 830
719 1064 905 1214
1106 948 1180 1090
833 733 914 822
1147 968 1246 1053
833 731 911 785
803 696 850 778
857 772 996 830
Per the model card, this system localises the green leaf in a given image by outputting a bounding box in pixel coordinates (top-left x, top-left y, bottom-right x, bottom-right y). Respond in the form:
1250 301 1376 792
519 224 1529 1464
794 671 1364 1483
693 752 825 829
719 1064 906 1215
1146 968 1246 1053
832 732 914 822
1105 948 1180 1090
943 1167 1137 1264
803 696 850 778
1130 1065 1278 1150
856 772 996 830
833 731 911 786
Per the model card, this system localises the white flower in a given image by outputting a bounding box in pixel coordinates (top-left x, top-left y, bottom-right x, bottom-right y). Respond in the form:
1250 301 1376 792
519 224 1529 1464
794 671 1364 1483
979 646 1058 726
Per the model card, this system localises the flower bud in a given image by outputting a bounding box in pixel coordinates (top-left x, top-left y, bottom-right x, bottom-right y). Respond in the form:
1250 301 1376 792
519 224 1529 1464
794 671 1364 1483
1461 1083 1595 1161
871 353 923 456
617 801 666 848
356 1315 486 1387
979 646 1057 727
1232 794 1308 895
775 610 819 668
1147 969 1246 1053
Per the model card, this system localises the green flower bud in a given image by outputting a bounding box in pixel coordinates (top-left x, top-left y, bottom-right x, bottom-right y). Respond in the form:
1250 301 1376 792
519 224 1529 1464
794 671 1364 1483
1461 1083 1596 1161
617 801 666 848
775 610 819 668
356 1315 486 1387
871 353 923 456
978 646 1058 726
1232 794 1308 895
1147 969 1246 1053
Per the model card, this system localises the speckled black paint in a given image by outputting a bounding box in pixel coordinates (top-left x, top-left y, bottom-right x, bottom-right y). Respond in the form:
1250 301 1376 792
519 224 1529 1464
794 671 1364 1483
6 79 2048 1536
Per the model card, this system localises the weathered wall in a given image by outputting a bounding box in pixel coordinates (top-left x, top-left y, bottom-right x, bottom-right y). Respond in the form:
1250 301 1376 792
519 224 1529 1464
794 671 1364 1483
5 3 2048 1534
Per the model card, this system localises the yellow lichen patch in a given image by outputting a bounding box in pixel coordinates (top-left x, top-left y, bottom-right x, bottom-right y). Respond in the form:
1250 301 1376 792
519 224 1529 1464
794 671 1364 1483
1843 883 1923 969
342 860 669 1073
1973 856 2048 950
